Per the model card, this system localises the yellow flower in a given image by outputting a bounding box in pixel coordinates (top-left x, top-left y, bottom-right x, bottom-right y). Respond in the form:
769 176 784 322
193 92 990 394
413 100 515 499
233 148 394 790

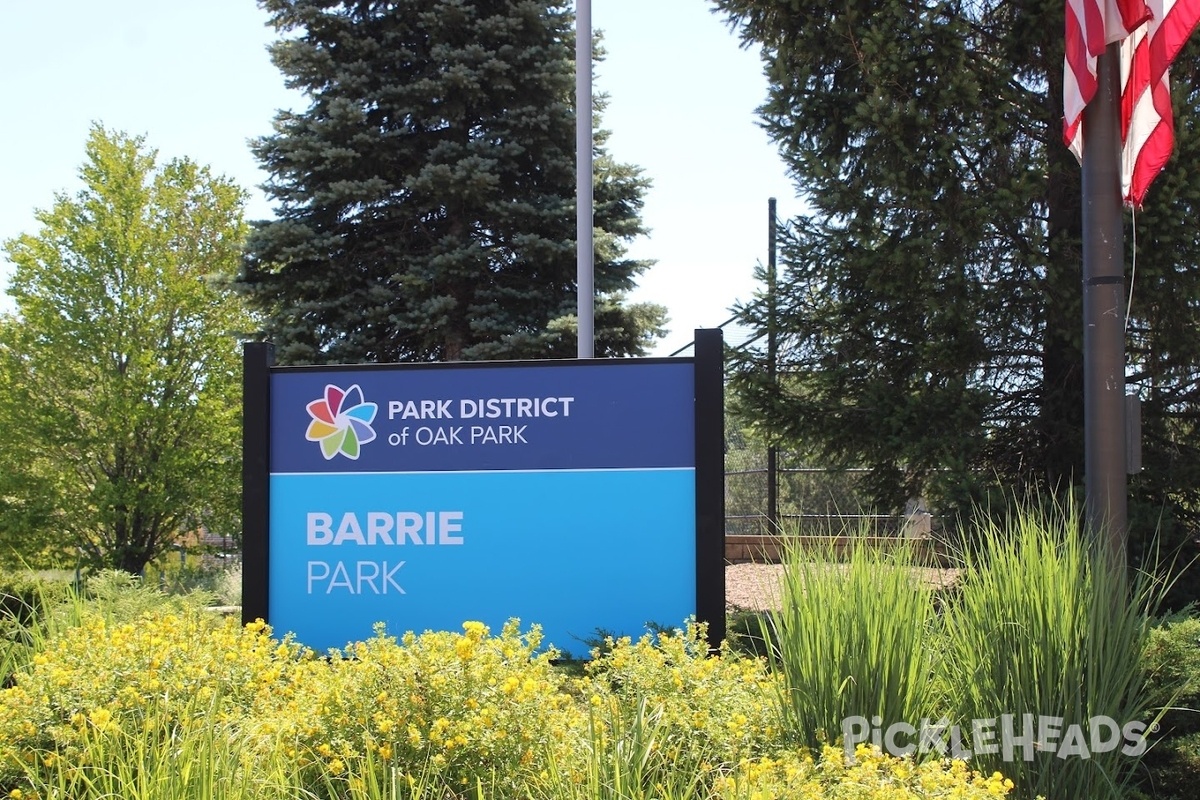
87 708 113 730
462 620 487 637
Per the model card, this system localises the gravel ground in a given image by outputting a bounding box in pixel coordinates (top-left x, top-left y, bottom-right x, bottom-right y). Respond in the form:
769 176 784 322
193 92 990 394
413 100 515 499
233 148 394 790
724 562 960 613
724 563 787 613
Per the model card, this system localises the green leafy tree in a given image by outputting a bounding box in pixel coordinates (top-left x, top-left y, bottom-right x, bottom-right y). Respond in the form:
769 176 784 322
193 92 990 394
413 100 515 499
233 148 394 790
0 126 252 574
238 0 664 364
716 0 1200 572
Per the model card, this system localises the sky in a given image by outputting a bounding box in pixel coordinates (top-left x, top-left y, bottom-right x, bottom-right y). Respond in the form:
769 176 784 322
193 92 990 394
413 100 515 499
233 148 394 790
0 0 796 356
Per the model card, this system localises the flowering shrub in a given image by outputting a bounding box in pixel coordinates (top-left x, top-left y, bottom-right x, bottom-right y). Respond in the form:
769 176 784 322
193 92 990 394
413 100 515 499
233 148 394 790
573 623 787 796
253 619 583 798
581 620 782 772
713 744 1016 799
0 579 1024 800
0 607 308 787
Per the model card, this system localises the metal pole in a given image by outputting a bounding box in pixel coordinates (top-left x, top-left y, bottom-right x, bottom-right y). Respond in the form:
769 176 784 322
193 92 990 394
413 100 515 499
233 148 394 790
241 342 274 627
1081 44 1128 564
576 0 594 358
766 198 779 533
693 328 726 651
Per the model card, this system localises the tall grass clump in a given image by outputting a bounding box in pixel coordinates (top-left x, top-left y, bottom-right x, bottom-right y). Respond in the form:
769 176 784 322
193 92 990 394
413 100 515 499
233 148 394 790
532 694 710 800
19 695 307 800
763 523 938 751
578 620 780 790
938 500 1166 799
0 570 77 684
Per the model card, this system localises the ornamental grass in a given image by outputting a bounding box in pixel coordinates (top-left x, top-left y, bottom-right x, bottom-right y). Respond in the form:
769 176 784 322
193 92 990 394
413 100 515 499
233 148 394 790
11 501 1186 800
936 502 1170 800
0 573 1021 800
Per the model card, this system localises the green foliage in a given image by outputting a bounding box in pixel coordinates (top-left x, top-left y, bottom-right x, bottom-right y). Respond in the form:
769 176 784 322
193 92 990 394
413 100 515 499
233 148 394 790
18 694 307 800
1136 730 1200 800
0 580 1022 800
257 620 578 798
1134 613 1200 799
0 572 75 686
712 745 1016 799
1142 613 1200 738
142 553 242 606
764 531 938 752
0 597 308 790
0 573 74 631
0 125 253 575
937 503 1167 799
580 621 781 778
11 506 1200 799
716 0 1200 596
532 695 711 800
240 0 665 364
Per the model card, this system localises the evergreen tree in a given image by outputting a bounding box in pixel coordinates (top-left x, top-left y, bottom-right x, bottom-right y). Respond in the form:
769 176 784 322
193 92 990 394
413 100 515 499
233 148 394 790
239 0 664 364
715 0 1200 564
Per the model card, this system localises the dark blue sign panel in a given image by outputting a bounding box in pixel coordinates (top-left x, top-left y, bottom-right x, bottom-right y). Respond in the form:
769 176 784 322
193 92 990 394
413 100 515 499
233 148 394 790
264 360 697 655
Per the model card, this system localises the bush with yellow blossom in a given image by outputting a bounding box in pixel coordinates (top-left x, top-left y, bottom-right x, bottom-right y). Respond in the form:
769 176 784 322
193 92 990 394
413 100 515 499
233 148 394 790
249 619 583 798
713 743 1016 800
0 573 1024 800
0 604 309 788
580 620 781 782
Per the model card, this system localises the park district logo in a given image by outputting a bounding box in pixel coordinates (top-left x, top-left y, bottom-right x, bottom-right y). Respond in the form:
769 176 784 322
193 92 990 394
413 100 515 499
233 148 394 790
305 384 378 460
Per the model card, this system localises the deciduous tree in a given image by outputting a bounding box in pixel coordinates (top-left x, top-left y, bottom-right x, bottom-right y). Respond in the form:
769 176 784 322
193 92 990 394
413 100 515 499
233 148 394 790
0 126 252 574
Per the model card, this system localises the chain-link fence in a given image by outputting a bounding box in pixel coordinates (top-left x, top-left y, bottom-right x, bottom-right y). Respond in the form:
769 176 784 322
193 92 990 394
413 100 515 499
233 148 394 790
724 442 932 538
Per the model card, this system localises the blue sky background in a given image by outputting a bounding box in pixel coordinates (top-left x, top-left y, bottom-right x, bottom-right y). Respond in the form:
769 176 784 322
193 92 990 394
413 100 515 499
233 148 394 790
0 0 795 356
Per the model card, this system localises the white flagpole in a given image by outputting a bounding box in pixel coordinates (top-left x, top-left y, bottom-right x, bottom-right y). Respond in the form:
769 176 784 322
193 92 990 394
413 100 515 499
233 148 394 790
576 0 594 358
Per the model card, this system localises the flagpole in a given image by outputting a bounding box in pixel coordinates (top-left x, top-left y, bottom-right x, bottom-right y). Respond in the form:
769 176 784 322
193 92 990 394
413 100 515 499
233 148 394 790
1081 42 1128 564
576 0 594 358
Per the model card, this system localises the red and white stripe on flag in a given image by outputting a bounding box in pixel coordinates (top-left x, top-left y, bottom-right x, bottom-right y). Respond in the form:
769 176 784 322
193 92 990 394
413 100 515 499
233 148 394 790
1064 0 1151 159
1121 0 1200 206
1064 0 1200 207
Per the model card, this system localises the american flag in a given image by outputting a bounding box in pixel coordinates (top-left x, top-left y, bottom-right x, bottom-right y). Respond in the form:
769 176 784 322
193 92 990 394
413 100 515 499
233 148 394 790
1064 0 1200 207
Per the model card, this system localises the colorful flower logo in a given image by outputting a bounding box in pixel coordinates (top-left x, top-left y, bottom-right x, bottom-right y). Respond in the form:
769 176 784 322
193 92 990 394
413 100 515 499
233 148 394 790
305 384 378 460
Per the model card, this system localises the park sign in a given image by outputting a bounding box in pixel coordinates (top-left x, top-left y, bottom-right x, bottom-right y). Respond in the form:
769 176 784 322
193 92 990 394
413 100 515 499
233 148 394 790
241 330 725 655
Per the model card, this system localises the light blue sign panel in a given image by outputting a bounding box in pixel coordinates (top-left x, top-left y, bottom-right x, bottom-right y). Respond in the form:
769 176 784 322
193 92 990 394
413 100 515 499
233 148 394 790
267 360 696 654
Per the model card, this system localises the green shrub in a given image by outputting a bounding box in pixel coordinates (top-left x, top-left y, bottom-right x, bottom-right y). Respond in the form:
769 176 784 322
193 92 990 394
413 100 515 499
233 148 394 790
724 609 775 659
937 502 1166 800
1142 613 1200 736
0 571 76 686
581 620 780 784
1136 729 1200 800
0 572 74 627
1132 614 1200 798
249 619 582 799
764 530 938 752
713 743 1016 799
142 554 242 605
